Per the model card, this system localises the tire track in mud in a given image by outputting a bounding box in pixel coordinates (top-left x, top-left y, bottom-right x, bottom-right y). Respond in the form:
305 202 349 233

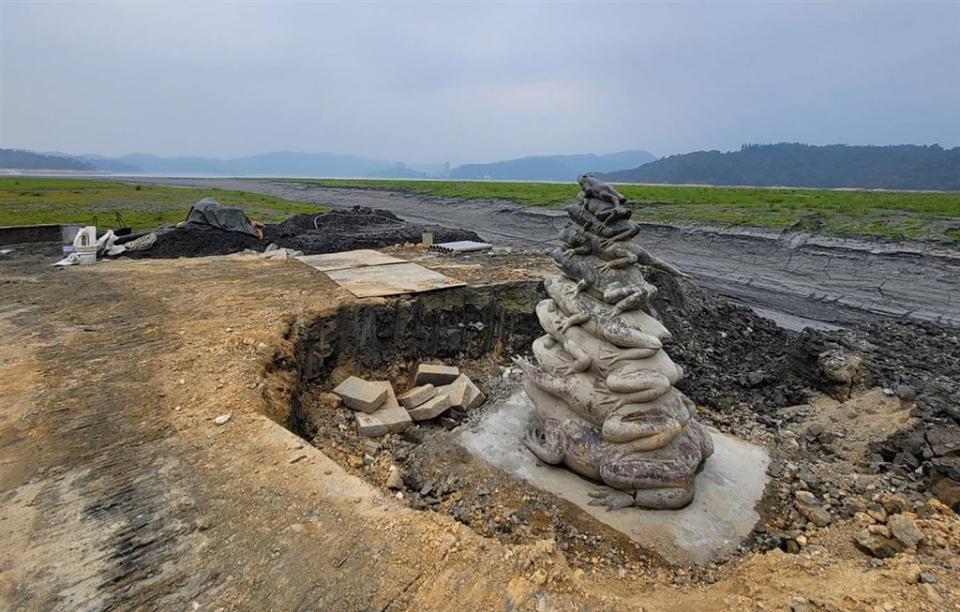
122 177 960 330
0 262 212 610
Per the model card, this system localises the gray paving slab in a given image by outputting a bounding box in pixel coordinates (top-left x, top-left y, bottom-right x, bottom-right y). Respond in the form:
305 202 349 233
295 249 405 271
324 262 466 298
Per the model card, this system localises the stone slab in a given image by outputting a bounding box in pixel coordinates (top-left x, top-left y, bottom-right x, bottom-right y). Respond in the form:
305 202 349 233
398 384 436 409
458 391 770 565
407 394 453 421
295 249 405 272
332 376 387 413
437 374 485 410
355 382 412 436
414 364 460 386
324 262 466 298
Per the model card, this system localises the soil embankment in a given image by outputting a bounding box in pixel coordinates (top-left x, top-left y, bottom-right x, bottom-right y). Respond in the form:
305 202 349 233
120 177 960 329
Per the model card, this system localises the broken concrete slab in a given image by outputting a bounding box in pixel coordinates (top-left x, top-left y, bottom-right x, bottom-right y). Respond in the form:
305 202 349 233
333 376 388 413
463 377 485 410
407 394 453 421
414 364 460 386
398 384 436 409
436 377 468 408
355 382 411 436
437 374 485 410
458 390 770 565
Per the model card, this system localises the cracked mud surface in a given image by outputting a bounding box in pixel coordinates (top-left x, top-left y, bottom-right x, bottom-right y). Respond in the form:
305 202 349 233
123 177 960 329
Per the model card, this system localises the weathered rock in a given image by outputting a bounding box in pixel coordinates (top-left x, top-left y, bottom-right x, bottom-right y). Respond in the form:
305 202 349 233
333 376 388 413
854 529 904 558
386 466 405 490
895 563 921 585
398 384 436 409
931 477 960 512
888 513 924 549
414 364 460 386
878 492 911 515
407 394 453 421
798 503 832 528
817 350 863 400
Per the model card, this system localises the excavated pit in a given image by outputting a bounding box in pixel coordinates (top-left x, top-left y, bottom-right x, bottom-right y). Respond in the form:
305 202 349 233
265 280 705 572
260 264 957 577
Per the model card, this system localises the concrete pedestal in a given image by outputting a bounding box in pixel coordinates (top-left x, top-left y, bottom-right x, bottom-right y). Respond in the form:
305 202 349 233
459 391 770 565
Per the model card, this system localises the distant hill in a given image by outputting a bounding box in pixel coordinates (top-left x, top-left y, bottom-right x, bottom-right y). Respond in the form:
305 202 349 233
450 151 657 181
0 149 95 171
367 163 427 179
600 143 960 191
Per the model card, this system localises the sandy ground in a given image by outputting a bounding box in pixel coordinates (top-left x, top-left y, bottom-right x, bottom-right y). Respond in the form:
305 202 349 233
121 177 960 330
1 245 957 611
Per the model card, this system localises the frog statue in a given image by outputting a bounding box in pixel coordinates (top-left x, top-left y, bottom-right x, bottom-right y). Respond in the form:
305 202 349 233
520 176 712 510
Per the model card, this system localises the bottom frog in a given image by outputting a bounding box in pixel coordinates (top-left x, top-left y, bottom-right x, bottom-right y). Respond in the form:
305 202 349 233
522 378 714 510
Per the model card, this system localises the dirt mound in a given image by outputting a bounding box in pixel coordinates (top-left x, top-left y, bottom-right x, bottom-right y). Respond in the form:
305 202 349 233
647 270 817 411
125 206 482 259
645 269 958 501
123 227 264 259
263 206 482 255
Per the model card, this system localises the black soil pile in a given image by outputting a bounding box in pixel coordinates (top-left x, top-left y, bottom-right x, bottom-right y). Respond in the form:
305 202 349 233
123 227 263 259
126 206 483 259
262 206 482 255
647 268 959 498
648 269 818 412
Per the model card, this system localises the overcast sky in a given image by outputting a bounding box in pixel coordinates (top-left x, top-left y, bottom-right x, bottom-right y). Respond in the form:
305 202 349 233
1 1 958 164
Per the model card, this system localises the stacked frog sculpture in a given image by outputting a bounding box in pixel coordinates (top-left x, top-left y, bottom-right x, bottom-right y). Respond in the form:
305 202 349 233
519 175 714 510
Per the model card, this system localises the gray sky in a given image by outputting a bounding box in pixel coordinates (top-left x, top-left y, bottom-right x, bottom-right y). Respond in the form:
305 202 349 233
1 1 958 164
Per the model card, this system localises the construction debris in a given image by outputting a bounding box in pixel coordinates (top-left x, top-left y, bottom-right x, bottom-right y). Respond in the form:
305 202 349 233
413 364 460 386
398 384 437 409
333 376 388 413
407 394 453 421
354 382 412 436
437 374 485 410
328 365 485 435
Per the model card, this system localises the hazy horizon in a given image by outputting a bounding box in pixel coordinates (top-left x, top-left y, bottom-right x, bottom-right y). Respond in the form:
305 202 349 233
2 2 958 165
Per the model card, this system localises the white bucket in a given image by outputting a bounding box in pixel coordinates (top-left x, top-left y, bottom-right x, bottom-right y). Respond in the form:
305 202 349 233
74 226 97 266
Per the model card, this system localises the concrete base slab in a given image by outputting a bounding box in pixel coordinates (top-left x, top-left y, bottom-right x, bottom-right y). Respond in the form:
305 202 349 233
459 391 770 565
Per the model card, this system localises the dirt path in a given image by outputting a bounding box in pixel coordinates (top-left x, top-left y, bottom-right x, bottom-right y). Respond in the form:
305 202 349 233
122 177 960 330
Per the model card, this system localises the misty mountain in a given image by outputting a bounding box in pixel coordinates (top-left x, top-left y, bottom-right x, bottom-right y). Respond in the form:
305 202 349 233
0 149 95 171
78 154 141 173
600 143 960 191
449 151 657 181
367 163 427 179
67 151 409 177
